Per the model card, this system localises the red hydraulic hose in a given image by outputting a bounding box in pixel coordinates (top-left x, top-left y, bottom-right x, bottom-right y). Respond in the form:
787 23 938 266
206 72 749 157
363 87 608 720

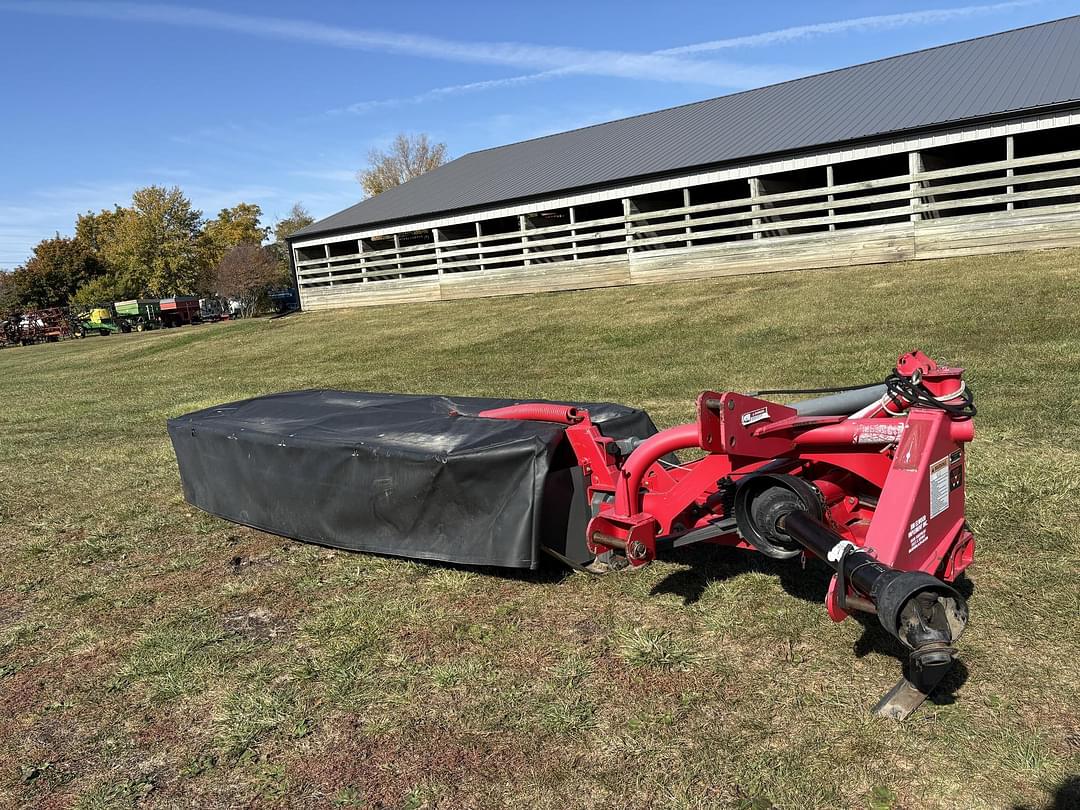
477 403 584 424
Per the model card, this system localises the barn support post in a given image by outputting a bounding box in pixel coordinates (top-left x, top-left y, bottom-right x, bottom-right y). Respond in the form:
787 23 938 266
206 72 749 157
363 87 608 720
1006 135 1016 212
683 187 693 247
826 164 836 231
519 215 530 266
393 233 403 278
433 228 444 277
569 206 578 261
749 177 764 239
290 245 305 308
623 198 636 256
324 243 332 286
909 151 924 222
476 222 485 271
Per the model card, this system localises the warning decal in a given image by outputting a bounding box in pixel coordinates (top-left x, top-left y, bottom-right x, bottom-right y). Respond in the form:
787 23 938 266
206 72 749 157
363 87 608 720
930 455 950 518
908 515 929 552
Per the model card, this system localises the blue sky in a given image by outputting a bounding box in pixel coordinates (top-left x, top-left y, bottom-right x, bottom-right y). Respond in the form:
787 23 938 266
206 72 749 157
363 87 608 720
1 0 1078 267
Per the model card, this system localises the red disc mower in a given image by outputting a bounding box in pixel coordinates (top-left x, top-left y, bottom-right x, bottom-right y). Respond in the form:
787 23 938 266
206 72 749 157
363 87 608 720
170 349 976 719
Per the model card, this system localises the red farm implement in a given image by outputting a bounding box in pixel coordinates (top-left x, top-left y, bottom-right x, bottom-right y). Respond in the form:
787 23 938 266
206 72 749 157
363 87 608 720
1 308 77 346
169 350 976 718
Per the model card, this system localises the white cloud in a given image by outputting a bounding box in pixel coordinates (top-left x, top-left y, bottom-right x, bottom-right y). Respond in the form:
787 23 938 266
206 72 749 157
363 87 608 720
0 1 787 87
332 74 554 116
662 1 1040 54
332 0 1039 114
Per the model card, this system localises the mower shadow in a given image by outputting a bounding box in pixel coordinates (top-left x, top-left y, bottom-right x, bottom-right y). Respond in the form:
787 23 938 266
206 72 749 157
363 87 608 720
649 545 973 703
1013 776 1080 810
380 543 973 704
650 542 835 605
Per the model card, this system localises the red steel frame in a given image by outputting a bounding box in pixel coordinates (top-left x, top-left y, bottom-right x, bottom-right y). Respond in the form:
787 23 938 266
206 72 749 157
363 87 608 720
481 351 975 624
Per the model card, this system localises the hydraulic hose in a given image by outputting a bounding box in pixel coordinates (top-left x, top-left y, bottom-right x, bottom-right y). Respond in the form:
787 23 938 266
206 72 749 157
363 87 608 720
477 403 583 424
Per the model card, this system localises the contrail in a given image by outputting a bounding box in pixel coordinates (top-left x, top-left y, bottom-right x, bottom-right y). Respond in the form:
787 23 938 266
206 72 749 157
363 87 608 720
333 0 1041 114
0 1 785 87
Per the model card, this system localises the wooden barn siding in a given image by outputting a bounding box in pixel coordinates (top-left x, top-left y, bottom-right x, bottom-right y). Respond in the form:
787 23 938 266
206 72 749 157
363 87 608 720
295 110 1080 312
298 205 1080 312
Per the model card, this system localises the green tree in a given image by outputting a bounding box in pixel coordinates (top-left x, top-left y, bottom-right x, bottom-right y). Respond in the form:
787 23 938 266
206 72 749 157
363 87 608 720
269 203 315 285
69 274 124 313
75 207 125 256
357 133 447 198
0 270 18 313
8 235 104 309
102 186 205 297
203 203 268 269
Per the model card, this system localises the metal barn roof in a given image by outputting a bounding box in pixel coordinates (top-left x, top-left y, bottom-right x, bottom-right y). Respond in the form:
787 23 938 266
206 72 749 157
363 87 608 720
294 16 1080 240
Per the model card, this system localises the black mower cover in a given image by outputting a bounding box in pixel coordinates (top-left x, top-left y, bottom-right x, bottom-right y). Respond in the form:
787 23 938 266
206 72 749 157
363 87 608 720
168 390 658 568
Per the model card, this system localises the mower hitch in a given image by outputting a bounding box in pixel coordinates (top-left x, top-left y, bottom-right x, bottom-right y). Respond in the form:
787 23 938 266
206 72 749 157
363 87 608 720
780 509 969 718
561 349 976 718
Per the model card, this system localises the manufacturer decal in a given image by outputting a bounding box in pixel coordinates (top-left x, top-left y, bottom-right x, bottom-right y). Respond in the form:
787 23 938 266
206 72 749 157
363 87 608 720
854 422 906 444
908 514 929 552
740 407 770 426
930 455 950 518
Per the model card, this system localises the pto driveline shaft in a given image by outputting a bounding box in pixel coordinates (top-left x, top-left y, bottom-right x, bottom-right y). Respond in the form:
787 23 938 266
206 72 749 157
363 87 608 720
779 509 968 658
781 510 891 596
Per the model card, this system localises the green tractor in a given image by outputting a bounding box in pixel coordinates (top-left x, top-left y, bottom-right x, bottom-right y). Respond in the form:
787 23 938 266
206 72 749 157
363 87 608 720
77 307 124 337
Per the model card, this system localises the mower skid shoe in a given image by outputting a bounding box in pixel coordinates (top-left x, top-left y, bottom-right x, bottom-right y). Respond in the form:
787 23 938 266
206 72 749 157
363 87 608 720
874 663 953 721
875 677 936 721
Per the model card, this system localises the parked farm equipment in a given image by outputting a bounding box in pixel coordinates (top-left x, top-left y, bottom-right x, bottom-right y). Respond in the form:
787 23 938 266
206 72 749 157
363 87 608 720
1 308 78 344
160 296 201 327
78 307 124 337
0 316 17 347
113 299 162 331
169 350 977 719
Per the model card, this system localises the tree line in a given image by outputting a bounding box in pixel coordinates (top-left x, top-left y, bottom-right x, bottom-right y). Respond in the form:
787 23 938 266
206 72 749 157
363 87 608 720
1 133 450 315
0 185 314 314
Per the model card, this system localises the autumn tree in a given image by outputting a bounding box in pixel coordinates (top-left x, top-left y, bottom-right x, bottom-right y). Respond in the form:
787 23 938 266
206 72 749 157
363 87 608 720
212 244 279 318
357 133 447 198
7 236 105 310
269 203 315 285
0 271 18 313
102 186 205 297
69 274 124 313
203 203 269 269
75 207 124 256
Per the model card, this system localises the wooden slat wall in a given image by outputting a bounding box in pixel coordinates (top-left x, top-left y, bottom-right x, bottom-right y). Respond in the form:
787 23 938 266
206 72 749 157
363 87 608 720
628 224 916 285
297 139 1080 312
914 203 1080 258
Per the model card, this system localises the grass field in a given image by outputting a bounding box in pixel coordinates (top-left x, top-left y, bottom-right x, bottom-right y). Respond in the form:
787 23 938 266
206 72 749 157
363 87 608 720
1 250 1079 809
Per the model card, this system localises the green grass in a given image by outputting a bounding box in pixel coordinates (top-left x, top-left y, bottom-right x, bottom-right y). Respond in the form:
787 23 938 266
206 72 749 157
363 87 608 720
2 250 1079 809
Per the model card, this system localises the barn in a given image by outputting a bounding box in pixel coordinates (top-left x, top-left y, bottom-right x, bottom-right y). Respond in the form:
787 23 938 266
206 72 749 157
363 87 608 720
288 16 1080 311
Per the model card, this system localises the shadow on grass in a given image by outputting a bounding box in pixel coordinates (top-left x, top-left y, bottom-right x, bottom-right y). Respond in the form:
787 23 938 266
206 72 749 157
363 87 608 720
323 545 577 586
650 542 834 605
649 544 976 704
293 534 976 703
1013 775 1080 810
